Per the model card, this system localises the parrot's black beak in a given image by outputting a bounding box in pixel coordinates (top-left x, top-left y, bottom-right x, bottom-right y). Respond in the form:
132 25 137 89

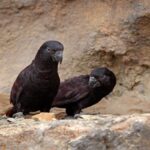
89 76 101 88
54 51 63 64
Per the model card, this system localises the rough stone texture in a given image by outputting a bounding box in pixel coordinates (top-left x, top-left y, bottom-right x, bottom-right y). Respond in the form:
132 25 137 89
0 0 150 114
0 113 150 150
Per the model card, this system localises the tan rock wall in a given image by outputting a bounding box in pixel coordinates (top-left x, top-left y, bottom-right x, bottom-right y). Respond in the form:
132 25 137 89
0 0 150 114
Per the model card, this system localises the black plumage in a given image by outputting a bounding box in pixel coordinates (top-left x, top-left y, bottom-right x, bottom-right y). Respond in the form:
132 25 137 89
52 67 116 116
6 40 64 117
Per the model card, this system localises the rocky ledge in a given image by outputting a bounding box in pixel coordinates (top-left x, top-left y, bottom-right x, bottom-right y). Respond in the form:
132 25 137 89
0 113 150 150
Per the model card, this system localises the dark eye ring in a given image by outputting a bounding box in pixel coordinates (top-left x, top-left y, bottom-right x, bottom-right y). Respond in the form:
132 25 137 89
47 48 51 52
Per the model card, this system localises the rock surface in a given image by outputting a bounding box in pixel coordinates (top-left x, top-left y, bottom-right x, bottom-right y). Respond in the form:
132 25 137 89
0 1 150 113
0 113 150 150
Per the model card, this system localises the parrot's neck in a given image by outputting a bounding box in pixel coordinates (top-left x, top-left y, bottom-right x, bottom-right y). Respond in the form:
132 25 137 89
32 59 58 73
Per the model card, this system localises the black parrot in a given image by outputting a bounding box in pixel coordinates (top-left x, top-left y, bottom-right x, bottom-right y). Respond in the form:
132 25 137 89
52 67 116 116
6 40 64 117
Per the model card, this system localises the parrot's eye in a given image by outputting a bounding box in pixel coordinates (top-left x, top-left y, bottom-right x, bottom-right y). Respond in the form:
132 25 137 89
47 47 51 52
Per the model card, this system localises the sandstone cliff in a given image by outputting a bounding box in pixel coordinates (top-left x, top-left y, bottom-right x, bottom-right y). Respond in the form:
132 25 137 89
0 0 150 114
